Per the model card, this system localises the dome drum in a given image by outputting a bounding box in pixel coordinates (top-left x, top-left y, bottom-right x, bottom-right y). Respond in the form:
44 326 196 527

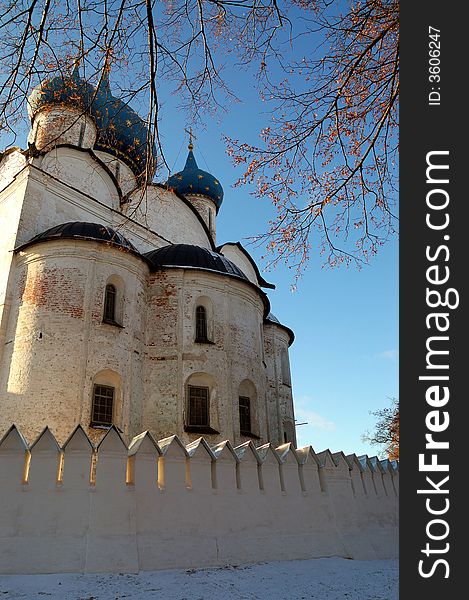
28 106 97 151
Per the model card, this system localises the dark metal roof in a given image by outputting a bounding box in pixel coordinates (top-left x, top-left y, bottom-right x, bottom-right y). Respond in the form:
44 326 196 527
144 244 249 280
265 312 295 346
216 242 275 289
15 222 137 252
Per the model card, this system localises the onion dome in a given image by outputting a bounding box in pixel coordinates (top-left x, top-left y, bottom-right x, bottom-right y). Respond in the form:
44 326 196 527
166 146 223 211
91 70 156 180
27 64 156 180
27 64 94 119
16 222 137 253
145 244 248 280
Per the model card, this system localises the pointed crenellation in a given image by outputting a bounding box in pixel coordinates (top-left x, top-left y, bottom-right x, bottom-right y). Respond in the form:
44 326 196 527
185 437 216 490
379 458 397 498
331 451 354 475
316 449 337 493
389 459 399 496
0 424 28 452
296 445 323 494
27 427 62 486
0 425 29 485
367 455 388 497
61 425 94 487
357 455 378 496
256 442 282 493
128 430 160 456
234 440 262 492
275 442 303 494
94 426 129 487
157 435 189 491
63 424 94 452
210 440 239 491
345 453 367 497
0 423 398 514
96 425 128 453
128 431 161 487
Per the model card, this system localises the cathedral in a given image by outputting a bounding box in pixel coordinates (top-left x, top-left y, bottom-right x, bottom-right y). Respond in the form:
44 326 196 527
0 66 296 448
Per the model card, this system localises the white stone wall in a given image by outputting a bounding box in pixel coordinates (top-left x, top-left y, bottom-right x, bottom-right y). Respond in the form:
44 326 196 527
0 159 183 258
35 147 120 210
0 166 29 371
0 426 399 574
0 240 148 445
125 185 212 248
93 150 137 197
144 269 269 446
263 322 296 446
0 150 28 194
184 194 217 243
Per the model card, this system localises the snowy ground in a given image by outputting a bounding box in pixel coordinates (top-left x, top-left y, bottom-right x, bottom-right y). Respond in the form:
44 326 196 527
0 557 398 599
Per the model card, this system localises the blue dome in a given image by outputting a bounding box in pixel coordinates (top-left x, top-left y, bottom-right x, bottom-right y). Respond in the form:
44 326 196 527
91 74 156 179
27 67 155 180
27 66 94 118
166 148 223 210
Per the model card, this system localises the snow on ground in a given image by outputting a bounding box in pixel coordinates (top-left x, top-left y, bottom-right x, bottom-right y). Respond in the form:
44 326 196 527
0 557 398 599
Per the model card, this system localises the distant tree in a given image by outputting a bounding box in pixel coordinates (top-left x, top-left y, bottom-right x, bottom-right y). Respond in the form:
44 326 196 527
0 0 398 276
363 398 399 460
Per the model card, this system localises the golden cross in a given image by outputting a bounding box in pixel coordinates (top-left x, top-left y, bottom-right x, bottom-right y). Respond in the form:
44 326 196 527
184 127 197 150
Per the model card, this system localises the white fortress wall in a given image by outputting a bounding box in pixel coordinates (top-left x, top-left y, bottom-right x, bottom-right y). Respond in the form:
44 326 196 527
0 425 399 574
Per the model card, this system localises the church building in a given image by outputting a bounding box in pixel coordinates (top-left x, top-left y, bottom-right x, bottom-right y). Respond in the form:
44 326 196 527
0 67 296 448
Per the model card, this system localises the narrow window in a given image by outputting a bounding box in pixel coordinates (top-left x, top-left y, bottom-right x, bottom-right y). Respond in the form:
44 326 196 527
188 386 209 426
115 161 121 181
281 348 291 385
91 385 114 426
103 284 116 323
195 305 208 342
239 396 251 434
78 122 86 147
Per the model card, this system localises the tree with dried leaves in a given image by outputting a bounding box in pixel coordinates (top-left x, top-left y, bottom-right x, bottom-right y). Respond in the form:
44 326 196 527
363 398 399 460
0 0 398 277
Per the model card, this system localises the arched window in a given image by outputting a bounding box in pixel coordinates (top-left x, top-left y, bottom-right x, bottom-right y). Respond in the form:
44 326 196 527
239 396 251 434
238 379 259 438
195 305 208 342
90 369 122 429
188 385 209 426
185 372 219 434
91 384 114 426
103 284 117 323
